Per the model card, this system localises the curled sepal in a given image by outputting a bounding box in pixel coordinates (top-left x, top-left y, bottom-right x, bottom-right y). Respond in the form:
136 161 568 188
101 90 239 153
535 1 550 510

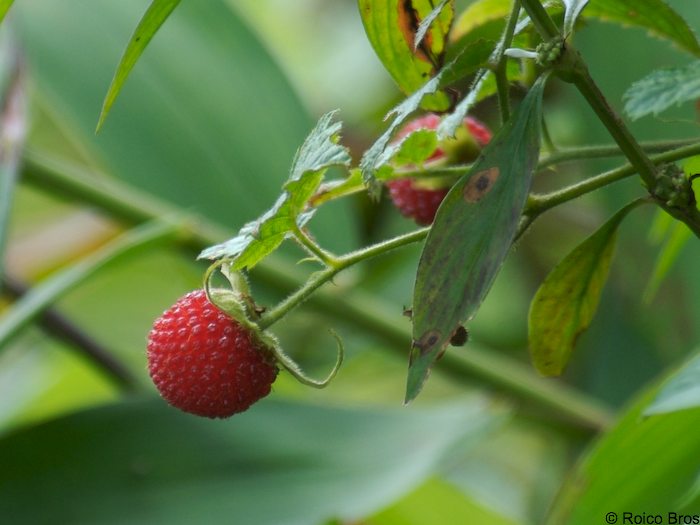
204 260 344 389
203 259 259 324
270 329 344 389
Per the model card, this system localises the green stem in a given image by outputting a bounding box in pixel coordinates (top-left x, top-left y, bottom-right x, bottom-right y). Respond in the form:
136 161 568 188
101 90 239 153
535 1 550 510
21 151 612 431
493 0 521 124
270 277 613 431
292 225 339 267
0 219 182 351
519 0 560 40
257 227 429 330
520 1 656 184
570 62 658 189
528 142 700 220
539 139 699 169
519 0 700 236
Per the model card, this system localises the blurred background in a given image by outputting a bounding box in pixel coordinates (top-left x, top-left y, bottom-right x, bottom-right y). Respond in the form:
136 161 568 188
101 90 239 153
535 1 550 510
0 1 699 523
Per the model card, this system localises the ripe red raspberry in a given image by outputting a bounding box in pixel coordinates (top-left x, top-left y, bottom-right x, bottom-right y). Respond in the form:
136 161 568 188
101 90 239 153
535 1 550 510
386 113 492 225
147 290 278 418
386 178 450 226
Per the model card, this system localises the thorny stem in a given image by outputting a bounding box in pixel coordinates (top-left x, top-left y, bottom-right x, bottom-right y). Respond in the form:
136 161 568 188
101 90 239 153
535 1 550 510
538 140 699 169
528 142 700 220
257 227 429 330
19 151 624 431
292 225 340 267
313 140 695 208
570 61 659 190
522 0 700 237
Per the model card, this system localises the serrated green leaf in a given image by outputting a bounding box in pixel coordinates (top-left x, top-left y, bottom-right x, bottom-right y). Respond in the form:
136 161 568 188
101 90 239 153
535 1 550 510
360 65 451 195
198 111 351 267
0 0 14 24
547 354 700 523
562 0 589 36
528 201 642 377
407 75 548 403
393 128 439 166
0 398 500 525
96 0 181 132
643 219 691 303
645 352 700 416
624 61 700 120
358 0 453 110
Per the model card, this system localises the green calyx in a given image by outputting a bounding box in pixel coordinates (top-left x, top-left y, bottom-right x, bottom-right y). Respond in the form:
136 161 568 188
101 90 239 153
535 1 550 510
204 260 343 388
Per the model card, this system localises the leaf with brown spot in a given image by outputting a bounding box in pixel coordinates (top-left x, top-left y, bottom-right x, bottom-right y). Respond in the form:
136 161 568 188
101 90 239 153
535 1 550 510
407 74 548 403
358 0 454 110
528 200 645 377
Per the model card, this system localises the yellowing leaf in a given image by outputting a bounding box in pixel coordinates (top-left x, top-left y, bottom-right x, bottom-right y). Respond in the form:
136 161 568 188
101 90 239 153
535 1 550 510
358 0 454 110
528 201 643 376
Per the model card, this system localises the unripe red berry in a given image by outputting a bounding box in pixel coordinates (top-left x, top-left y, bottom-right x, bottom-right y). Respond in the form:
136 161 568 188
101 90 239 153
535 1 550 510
147 290 278 418
386 113 492 225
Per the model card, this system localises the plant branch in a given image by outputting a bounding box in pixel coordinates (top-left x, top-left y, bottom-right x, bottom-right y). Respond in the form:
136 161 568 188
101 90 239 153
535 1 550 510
519 0 560 40
570 61 658 190
20 151 612 431
292 225 339 267
1 275 138 390
525 141 700 230
257 227 429 330
538 139 699 169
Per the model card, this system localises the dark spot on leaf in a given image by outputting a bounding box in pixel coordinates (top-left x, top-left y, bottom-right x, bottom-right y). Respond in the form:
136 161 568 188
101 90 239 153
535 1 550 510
414 330 442 356
403 307 413 318
464 167 499 202
135 36 141 42
449 326 468 346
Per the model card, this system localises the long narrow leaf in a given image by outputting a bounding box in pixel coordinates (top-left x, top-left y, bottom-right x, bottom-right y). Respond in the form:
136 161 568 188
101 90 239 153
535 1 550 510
408 75 547 402
96 0 181 132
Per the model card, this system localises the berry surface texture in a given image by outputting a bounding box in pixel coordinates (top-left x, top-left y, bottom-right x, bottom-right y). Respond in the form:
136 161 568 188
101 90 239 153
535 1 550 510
147 290 278 418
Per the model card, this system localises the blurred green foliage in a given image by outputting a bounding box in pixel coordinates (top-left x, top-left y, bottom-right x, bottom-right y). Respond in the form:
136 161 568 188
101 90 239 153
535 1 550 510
0 1 699 523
